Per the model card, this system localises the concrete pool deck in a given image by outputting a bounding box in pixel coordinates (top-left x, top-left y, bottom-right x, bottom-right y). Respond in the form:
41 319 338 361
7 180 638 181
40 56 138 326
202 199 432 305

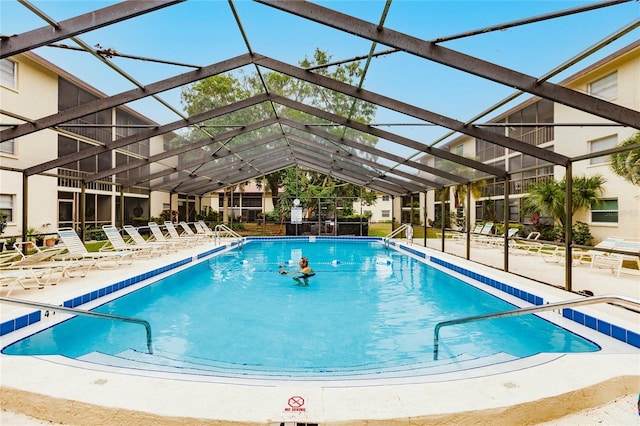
1 237 639 425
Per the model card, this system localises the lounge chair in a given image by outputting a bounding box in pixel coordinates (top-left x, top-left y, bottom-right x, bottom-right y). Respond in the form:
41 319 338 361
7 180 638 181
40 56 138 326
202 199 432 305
0 268 48 295
482 227 520 247
509 232 543 255
0 251 24 266
123 225 176 253
585 237 640 277
194 221 216 238
164 221 201 246
56 227 135 269
470 222 495 246
1 242 93 283
179 221 209 242
3 252 94 284
102 225 162 258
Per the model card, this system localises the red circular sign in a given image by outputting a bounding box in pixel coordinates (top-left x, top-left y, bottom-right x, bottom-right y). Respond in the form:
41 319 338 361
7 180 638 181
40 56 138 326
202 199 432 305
288 396 305 408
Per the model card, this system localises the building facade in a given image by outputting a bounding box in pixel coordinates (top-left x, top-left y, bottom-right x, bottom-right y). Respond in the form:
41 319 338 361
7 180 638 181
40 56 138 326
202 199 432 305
422 41 640 243
1 42 638 244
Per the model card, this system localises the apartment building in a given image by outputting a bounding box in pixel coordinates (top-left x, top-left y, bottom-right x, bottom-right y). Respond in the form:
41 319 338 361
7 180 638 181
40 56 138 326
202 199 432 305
421 41 640 242
1 41 638 243
1 52 174 241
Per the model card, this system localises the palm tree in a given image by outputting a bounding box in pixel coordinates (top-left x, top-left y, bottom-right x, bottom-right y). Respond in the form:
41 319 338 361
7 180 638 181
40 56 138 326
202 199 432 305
610 132 640 186
525 175 606 227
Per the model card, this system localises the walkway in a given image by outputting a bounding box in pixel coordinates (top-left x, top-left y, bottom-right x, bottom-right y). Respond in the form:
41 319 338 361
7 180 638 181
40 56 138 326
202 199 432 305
1 238 638 425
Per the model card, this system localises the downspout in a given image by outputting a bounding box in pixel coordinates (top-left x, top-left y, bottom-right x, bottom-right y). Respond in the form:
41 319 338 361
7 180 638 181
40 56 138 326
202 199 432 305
423 191 427 247
440 190 446 252
503 176 510 272
119 187 124 228
21 172 28 246
466 183 471 260
565 163 573 292
80 182 86 242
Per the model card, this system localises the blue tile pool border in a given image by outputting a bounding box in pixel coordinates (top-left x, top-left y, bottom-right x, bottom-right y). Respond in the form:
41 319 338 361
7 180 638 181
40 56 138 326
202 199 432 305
2 238 638 350
0 257 194 337
395 243 639 349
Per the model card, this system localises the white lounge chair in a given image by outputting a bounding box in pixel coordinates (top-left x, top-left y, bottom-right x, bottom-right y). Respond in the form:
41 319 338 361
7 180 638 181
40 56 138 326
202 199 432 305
194 221 216 238
164 221 200 246
102 225 162 258
585 238 640 277
1 242 94 284
0 269 48 295
509 231 543 255
56 227 135 269
470 222 495 246
123 225 176 253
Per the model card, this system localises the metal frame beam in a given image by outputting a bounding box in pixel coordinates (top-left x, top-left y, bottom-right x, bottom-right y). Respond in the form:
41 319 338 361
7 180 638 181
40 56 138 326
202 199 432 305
86 118 281 184
2 54 254 143
253 55 571 166
0 1 185 59
281 118 464 185
287 134 443 189
297 159 408 196
24 93 271 176
290 143 425 194
256 0 640 129
272 95 506 178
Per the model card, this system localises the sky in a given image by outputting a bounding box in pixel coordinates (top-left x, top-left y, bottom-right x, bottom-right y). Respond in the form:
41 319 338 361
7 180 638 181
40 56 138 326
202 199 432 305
1 0 639 158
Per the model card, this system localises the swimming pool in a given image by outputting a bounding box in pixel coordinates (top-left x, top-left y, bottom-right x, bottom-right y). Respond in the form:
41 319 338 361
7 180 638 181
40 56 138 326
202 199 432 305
2 239 601 379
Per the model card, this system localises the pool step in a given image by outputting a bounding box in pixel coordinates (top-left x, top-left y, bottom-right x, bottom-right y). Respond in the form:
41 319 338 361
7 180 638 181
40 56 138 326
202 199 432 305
77 349 520 380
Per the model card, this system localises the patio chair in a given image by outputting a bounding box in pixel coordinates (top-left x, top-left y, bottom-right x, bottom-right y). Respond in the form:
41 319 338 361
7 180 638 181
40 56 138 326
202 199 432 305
179 221 209 242
0 268 48 295
508 231 543 255
56 227 135 269
0 251 25 266
586 238 640 277
448 224 482 242
0 242 93 283
102 225 162 258
470 222 495 246
164 221 201 246
483 227 520 247
123 225 175 253
194 221 216 238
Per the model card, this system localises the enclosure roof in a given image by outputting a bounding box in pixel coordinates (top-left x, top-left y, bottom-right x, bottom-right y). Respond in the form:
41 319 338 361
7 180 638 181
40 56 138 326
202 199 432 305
1 0 639 196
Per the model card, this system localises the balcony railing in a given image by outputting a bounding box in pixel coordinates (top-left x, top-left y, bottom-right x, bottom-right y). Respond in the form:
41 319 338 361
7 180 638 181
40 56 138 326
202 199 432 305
58 168 112 191
480 174 554 198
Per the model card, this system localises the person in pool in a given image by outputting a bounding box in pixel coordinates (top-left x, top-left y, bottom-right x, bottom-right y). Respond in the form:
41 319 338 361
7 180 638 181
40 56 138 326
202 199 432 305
279 257 315 286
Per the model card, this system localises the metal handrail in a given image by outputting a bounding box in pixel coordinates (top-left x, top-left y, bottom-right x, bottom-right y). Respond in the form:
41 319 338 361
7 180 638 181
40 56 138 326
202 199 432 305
214 224 243 247
383 223 412 248
433 295 640 360
0 296 153 354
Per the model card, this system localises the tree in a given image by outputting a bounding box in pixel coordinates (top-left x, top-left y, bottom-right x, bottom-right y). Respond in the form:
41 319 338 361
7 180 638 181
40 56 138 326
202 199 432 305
610 132 640 186
179 48 379 218
525 175 606 227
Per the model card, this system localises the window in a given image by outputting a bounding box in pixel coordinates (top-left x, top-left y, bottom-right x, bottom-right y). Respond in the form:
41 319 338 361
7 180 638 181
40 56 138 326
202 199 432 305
455 144 463 155
0 194 14 222
589 72 617 100
1 59 16 89
589 135 617 165
381 210 390 218
0 139 15 155
381 195 390 202
591 199 618 223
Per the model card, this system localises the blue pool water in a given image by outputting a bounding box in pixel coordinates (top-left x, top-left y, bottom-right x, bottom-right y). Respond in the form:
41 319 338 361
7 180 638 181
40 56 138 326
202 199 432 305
3 240 598 372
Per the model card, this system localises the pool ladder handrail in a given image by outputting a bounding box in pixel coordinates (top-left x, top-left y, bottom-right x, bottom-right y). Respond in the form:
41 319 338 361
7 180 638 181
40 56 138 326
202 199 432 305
214 224 243 248
383 223 412 248
0 296 153 354
433 294 640 360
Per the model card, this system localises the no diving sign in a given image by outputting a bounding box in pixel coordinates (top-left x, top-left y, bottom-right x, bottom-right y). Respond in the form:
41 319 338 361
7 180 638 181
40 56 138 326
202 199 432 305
284 395 306 412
